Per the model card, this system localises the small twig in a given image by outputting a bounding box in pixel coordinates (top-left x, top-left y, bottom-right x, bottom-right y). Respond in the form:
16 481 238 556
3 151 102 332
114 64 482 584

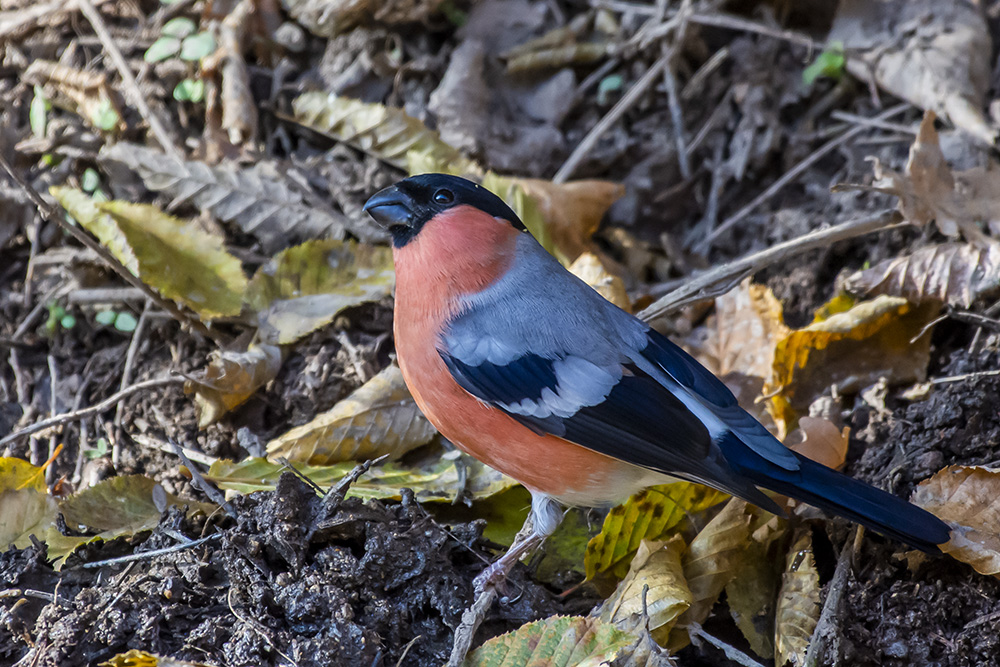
0 151 217 341
554 51 670 183
71 533 221 570
803 527 860 667
113 302 151 464
0 588 71 607
75 0 182 160
830 110 918 136
0 376 183 448
948 310 1000 333
930 369 1000 385
688 621 766 667
168 438 235 517
657 0 692 179
697 102 911 251
447 586 498 667
132 433 217 467
67 286 146 305
639 210 903 320
45 355 60 484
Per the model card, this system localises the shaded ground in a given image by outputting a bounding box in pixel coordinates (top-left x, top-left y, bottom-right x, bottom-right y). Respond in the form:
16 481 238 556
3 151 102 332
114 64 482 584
1 1 1000 666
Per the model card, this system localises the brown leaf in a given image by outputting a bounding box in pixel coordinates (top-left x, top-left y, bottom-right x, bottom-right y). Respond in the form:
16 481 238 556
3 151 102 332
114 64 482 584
712 279 789 380
775 529 821 666
910 466 999 576
845 241 1000 308
186 343 284 427
513 178 625 264
281 0 446 37
866 112 1000 238
830 0 995 146
785 417 849 471
725 515 788 659
568 252 630 312
666 498 754 651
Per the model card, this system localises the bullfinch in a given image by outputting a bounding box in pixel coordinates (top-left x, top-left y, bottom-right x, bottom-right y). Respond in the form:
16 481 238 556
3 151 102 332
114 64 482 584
363 173 950 587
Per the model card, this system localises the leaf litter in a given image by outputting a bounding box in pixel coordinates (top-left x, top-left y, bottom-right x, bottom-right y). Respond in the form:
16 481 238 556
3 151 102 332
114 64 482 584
2 0 1000 666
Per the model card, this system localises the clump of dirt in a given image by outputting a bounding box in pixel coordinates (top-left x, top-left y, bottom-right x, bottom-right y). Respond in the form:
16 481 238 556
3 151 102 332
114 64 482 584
4 474 583 667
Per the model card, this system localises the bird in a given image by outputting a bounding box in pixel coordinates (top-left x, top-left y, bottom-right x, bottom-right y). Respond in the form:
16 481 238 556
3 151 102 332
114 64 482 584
363 173 950 594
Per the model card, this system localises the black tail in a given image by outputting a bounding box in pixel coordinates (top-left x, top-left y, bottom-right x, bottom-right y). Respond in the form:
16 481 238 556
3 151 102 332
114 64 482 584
719 433 951 553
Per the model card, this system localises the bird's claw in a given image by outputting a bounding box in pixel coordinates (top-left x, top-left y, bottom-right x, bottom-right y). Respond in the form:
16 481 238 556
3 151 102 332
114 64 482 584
472 561 510 596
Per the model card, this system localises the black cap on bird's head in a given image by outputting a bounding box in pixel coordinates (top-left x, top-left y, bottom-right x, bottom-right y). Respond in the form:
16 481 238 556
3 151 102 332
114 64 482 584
363 174 527 247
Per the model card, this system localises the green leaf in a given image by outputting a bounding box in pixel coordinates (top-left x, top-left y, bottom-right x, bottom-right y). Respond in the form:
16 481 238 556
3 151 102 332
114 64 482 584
173 78 204 103
597 74 623 105
585 482 729 582
0 457 58 551
465 615 637 666
161 16 196 39
144 36 181 63
91 98 119 132
179 32 216 61
113 311 138 332
30 86 49 138
81 168 101 193
59 314 77 329
95 310 117 326
802 42 845 86
245 239 395 344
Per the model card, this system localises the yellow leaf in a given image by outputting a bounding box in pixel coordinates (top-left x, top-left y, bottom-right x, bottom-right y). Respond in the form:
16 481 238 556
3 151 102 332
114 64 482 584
910 465 1000 576
266 364 437 465
0 457 58 550
667 498 754 651
584 482 728 582
598 537 691 637
464 615 637 667
765 295 939 436
725 515 788 659
51 187 138 274
568 252 630 311
100 648 215 666
712 279 789 380
774 530 821 667
245 239 395 344
186 343 284 427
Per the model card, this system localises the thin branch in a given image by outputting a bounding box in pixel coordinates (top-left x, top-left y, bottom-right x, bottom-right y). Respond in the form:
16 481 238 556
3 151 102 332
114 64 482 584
0 376 183 448
72 533 221 569
803 527 860 667
639 210 903 320
697 103 911 251
0 151 216 340
75 0 182 160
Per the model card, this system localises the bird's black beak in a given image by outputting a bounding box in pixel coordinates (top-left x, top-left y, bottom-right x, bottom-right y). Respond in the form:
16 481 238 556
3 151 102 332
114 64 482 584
363 186 415 231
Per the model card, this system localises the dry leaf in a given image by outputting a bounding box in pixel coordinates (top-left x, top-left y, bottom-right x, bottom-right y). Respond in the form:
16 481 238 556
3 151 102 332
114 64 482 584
866 112 1000 238
100 649 214 667
725 515 788 659
830 0 995 146
514 178 625 265
186 343 284 427
466 615 637 667
569 252 630 311
0 457 58 550
910 466 999 576
585 482 729 583
281 0 446 37
52 188 248 320
244 239 395 345
784 417 850 471
774 530 821 667
24 60 125 133
203 0 257 147
667 498 754 651
266 365 437 465
598 537 691 637
766 295 939 436
712 279 789 380
845 241 1000 308
101 143 374 251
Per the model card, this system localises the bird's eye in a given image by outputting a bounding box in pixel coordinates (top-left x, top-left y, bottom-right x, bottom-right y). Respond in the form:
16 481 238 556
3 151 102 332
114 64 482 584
433 189 454 205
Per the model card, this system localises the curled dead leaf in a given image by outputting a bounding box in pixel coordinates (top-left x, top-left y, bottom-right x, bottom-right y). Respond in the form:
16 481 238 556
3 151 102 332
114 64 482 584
266 365 437 465
845 241 1000 308
282 0 446 37
774 529 821 667
911 466 1000 576
785 416 849 471
569 252 630 311
186 343 284 427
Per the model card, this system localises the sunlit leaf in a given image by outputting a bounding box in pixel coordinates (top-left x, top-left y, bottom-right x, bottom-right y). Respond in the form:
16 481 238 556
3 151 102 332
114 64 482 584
464 615 636 667
266 364 436 464
568 252 630 311
144 36 181 63
784 416 849 471
845 241 1000 308
765 295 939 436
667 498 754 651
245 239 394 344
585 482 729 582
911 465 1000 576
100 648 214 666
205 451 516 503
0 457 58 550
187 343 284 427
598 537 691 637
774 530 821 666
30 86 49 138
161 16 196 38
712 279 789 380
179 32 216 61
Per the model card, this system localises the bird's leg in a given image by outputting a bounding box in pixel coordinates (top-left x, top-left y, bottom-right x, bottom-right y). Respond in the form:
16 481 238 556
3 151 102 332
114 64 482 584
448 493 563 666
